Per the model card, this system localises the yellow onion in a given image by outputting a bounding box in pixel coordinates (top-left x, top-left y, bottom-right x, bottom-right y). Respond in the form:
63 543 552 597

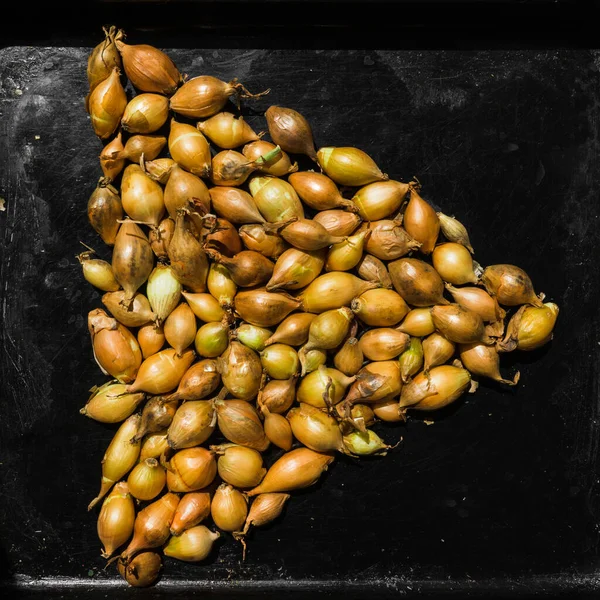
233 492 290 554
431 303 491 345
343 360 402 405
299 348 328 376
208 185 266 224
78 251 120 292
359 219 421 261
182 291 226 322
287 403 344 453
325 229 370 272
167 210 210 293
170 492 212 536
260 343 300 380
88 414 141 511
97 481 135 560
162 359 221 403
261 405 293 451
88 308 142 383
335 403 375 433
351 288 409 327
168 119 212 178
127 458 167 501
102 291 157 328
117 551 163 588
197 112 262 149
239 222 289 259
278 218 346 251
125 347 195 395
165 447 217 493
234 288 302 328
133 396 179 442
209 149 263 187
266 247 326 292
164 301 197 356
246 447 334 497
137 323 165 359
358 328 410 361
213 443 266 488
296 365 356 408
234 323 273 352
352 179 411 221
243 140 298 177
121 93 170 134
100 132 126 181
459 342 520 385
166 399 216 450
498 302 559 352
301 307 354 354
120 163 165 226
217 341 263 400
317 146 387 187
437 212 474 253
163 164 211 220
207 262 237 307
398 337 424 383
148 216 175 261
445 283 506 323
432 242 479 285
143 157 176 184
207 249 274 289
115 39 182 95
120 492 180 564
210 483 249 532
342 429 394 456
423 332 456 372
288 170 355 211
80 381 145 424
87 177 123 245
112 134 167 165
193 321 229 358
214 399 269 451
111 219 155 308
258 375 298 414
248 175 305 222
111 555 148 589
163 525 220 562
355 254 392 289
204 216 244 258
313 209 362 237
170 75 269 119
139 430 169 462
265 105 317 162
402 184 440 254
334 336 364 376
298 272 379 314
146 264 182 324
372 398 404 423
396 307 436 337
388 257 448 307
481 264 544 307
399 364 472 411
87 25 124 93
87 66 127 139
263 312 316 347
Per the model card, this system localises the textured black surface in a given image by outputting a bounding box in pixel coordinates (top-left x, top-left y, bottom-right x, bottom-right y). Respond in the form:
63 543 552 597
1 25 600 599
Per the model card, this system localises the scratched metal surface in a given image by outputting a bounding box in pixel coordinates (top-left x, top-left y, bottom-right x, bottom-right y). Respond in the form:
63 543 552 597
1 43 600 598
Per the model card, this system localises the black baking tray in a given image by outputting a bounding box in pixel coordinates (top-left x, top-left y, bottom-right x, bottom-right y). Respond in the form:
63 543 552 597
2 1 600 598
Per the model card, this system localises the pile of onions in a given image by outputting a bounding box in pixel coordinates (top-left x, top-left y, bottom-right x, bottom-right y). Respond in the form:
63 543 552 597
81 26 560 588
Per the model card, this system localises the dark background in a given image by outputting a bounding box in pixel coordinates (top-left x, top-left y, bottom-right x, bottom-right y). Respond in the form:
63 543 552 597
1 1 600 598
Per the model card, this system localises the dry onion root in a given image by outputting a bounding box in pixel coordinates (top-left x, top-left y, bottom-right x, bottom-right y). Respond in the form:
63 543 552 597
79 26 560 589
